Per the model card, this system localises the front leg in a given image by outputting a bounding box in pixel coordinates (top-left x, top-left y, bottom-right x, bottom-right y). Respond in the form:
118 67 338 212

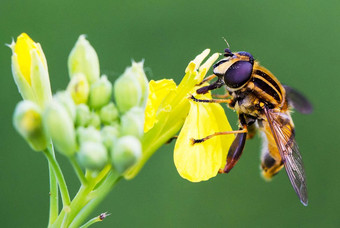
190 94 232 104
221 128 247 173
196 77 224 94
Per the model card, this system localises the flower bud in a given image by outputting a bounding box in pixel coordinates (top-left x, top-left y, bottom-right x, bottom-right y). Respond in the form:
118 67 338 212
77 142 108 171
77 126 101 144
113 69 142 113
67 73 89 104
13 100 47 151
126 61 149 107
111 136 142 173
120 107 144 139
54 92 76 121
75 104 91 127
43 100 77 156
99 102 119 125
88 75 112 110
88 112 101 129
101 125 120 150
68 35 100 84
9 33 52 107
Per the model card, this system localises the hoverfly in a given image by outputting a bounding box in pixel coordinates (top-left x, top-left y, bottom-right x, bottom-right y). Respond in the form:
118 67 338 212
191 46 312 206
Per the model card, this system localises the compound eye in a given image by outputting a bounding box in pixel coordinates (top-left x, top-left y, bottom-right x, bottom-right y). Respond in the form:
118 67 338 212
224 61 253 88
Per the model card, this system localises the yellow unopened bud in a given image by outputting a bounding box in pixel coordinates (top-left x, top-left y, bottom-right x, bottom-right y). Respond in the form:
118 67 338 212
88 75 112 110
9 33 52 107
77 142 108 171
13 100 47 151
43 100 77 156
68 35 100 85
111 136 142 173
67 73 89 104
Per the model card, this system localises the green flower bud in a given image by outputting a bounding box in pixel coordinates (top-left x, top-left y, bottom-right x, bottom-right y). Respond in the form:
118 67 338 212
77 126 101 144
43 100 76 156
120 107 144 139
75 104 91 127
114 70 142 113
88 75 112 110
67 73 89 104
54 91 76 121
68 35 100 85
111 136 142 173
77 142 108 171
99 102 119 125
88 112 101 128
13 100 47 151
101 125 120 150
129 61 149 107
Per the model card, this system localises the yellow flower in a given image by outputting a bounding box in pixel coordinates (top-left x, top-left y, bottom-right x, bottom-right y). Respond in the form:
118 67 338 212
9 33 52 107
125 49 234 181
174 92 234 182
144 79 177 132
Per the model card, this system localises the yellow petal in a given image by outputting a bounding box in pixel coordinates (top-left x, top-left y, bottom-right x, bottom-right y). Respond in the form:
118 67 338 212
144 79 177 132
174 93 234 182
14 33 44 85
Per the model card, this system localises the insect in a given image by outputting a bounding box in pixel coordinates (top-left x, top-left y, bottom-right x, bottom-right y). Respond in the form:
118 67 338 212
190 46 312 206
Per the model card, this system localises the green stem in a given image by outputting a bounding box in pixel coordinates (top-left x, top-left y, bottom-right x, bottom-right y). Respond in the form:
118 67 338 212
58 169 118 228
69 156 87 185
93 164 112 186
47 144 58 227
79 215 103 228
126 118 184 179
69 171 121 228
52 186 88 228
60 187 90 228
43 149 71 207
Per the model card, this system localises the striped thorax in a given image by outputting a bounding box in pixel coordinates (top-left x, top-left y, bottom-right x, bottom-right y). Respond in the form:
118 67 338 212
213 50 286 116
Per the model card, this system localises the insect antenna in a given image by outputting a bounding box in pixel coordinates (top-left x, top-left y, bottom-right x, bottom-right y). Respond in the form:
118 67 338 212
222 37 230 49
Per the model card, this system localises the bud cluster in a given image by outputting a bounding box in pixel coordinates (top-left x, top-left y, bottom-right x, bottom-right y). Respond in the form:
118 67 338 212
12 35 148 174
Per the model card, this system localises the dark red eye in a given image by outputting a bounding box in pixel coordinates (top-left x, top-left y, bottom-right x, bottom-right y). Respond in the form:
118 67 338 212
224 61 253 88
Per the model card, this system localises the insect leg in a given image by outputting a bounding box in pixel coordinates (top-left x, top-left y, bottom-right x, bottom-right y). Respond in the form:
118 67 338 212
212 94 230 99
190 94 232 104
196 74 217 86
190 128 247 144
246 123 257 139
165 136 178 144
196 77 224 94
221 114 248 173
221 128 247 173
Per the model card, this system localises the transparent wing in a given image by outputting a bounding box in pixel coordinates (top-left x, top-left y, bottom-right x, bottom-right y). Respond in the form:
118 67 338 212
263 107 308 206
283 85 313 114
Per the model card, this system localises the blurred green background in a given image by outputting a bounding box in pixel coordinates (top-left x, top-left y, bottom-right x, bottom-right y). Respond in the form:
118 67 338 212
1 0 339 227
